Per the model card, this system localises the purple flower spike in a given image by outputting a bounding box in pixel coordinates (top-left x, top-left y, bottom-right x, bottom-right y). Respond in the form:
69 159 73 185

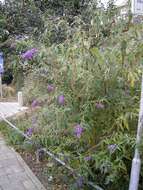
47 84 54 92
95 102 104 109
74 124 84 138
57 95 65 105
31 100 39 108
25 128 33 137
84 156 92 161
21 48 38 60
76 176 84 188
108 144 117 154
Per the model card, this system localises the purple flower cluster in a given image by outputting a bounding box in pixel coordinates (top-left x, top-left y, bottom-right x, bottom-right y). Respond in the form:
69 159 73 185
74 124 84 138
47 84 54 93
95 102 104 109
31 100 39 108
21 48 38 60
84 156 92 161
25 128 33 137
76 176 84 188
57 95 65 105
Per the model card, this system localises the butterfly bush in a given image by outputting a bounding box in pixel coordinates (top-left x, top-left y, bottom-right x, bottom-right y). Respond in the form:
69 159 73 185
21 48 38 60
76 176 84 188
31 100 39 108
16 9 141 189
57 95 65 105
47 84 54 92
25 128 33 137
84 156 92 161
74 124 84 138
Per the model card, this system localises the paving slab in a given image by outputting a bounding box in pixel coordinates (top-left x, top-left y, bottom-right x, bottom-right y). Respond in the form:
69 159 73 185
0 136 46 190
0 102 27 120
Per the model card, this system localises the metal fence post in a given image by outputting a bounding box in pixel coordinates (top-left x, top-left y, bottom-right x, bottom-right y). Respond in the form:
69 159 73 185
18 91 23 107
129 75 143 190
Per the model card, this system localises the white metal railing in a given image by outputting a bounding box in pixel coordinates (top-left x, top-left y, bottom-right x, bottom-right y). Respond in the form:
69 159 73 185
129 76 143 190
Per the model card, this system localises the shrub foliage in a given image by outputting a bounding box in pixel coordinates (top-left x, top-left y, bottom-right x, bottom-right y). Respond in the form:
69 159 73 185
1 0 143 189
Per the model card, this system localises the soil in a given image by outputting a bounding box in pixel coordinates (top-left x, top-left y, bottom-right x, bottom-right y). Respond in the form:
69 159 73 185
19 151 69 190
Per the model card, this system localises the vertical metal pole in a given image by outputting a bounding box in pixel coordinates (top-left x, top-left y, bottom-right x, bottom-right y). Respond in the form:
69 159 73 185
18 91 23 107
0 74 2 99
129 75 143 190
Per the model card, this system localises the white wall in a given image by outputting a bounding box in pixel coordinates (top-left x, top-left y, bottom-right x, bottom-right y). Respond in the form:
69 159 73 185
101 0 127 7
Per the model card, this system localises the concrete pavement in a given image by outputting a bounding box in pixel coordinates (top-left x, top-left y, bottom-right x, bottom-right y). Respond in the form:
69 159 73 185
0 135 46 190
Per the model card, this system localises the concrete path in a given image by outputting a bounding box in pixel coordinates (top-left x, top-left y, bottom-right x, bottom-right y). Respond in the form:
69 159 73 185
0 136 46 190
0 102 27 120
